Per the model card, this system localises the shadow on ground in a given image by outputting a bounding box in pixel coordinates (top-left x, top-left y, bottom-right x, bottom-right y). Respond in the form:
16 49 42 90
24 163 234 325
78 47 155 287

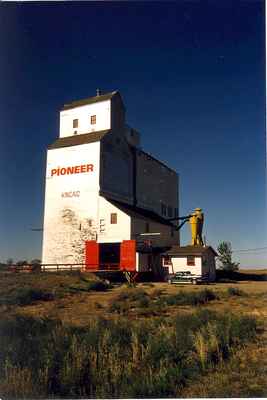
217 270 267 282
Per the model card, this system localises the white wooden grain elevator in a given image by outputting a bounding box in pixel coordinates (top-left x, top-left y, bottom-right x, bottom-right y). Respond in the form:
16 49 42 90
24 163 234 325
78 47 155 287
42 90 179 275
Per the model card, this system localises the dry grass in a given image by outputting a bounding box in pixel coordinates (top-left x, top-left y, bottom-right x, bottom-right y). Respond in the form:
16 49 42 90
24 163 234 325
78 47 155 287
1 270 266 325
0 269 266 398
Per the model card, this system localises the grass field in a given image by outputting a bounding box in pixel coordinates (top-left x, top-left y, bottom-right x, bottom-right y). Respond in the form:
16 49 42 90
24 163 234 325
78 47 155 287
0 269 266 398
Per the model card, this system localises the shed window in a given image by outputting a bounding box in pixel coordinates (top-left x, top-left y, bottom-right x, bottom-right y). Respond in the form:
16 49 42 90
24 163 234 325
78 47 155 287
163 256 172 266
73 119 78 128
91 115 96 125
110 213 117 224
187 256 195 266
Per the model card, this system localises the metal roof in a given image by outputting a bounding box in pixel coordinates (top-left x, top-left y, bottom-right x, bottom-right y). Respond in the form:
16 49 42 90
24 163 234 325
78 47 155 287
106 198 175 227
48 130 111 150
165 245 218 257
61 90 124 111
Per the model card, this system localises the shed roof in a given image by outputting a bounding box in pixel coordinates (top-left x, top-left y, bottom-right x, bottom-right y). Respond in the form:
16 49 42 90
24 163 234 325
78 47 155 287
61 90 124 111
165 245 218 257
48 129 110 150
106 198 175 227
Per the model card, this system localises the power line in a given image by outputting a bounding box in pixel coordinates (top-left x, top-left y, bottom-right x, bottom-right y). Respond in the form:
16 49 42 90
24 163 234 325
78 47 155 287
232 246 267 253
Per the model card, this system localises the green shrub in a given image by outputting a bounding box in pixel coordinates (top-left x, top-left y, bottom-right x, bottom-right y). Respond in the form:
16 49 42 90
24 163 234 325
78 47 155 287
1 288 55 306
110 288 149 313
109 300 131 314
137 296 150 308
86 280 110 291
116 288 148 302
227 287 246 297
165 289 218 307
69 279 111 293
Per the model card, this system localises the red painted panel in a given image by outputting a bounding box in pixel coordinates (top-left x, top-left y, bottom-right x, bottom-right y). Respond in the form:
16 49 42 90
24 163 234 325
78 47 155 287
85 241 99 270
120 240 136 271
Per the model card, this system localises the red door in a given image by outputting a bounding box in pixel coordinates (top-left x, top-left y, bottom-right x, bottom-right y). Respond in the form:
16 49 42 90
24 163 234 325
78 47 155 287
85 241 99 270
120 240 136 271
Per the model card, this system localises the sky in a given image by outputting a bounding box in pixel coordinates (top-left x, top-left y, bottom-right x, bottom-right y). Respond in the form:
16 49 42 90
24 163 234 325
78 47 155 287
0 1 266 267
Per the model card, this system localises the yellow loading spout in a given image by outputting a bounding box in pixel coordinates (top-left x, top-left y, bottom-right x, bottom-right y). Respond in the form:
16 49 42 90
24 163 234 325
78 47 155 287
189 208 204 246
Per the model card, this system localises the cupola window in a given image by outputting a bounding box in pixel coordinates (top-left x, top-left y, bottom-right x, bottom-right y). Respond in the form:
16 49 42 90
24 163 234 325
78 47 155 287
91 115 96 125
73 119 78 128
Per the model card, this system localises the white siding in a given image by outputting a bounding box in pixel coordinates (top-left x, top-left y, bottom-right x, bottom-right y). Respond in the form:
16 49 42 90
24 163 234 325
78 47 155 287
169 256 202 275
60 100 111 137
131 217 179 248
98 196 131 243
42 142 100 264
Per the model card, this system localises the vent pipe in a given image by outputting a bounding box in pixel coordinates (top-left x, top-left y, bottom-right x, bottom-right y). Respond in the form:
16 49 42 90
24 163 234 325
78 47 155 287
96 88 101 96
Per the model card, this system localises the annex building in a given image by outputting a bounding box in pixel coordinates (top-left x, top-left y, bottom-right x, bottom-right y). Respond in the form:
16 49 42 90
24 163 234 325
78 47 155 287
42 90 179 274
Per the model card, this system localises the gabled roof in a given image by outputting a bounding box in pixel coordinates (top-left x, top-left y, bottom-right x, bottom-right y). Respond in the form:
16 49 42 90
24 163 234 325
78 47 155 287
165 245 218 257
106 198 175 227
48 130 110 150
61 90 124 111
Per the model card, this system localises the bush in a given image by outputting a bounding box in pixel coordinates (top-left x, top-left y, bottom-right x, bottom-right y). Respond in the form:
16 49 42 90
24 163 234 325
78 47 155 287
109 288 150 314
1 288 55 306
227 287 246 297
86 280 110 291
137 296 150 308
109 300 131 314
69 279 111 293
165 289 218 307
116 288 148 302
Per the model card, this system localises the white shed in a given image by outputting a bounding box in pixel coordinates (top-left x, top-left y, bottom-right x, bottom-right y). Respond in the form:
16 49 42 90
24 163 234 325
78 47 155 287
162 245 217 282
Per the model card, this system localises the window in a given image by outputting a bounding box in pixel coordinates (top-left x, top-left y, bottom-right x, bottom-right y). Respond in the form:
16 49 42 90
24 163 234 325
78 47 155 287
73 119 78 128
110 213 117 224
90 115 96 125
168 206 173 218
161 203 167 216
174 208 179 218
163 256 172 266
187 256 195 266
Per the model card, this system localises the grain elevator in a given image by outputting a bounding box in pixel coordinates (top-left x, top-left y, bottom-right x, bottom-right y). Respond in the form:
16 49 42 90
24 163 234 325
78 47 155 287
42 91 179 275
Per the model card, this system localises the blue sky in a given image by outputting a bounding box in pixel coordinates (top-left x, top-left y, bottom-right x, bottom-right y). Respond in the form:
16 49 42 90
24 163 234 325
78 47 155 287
0 1 265 267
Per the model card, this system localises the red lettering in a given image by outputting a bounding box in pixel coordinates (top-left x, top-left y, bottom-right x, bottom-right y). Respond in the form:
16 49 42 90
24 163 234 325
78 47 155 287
87 164 94 172
66 167 75 174
51 163 94 177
